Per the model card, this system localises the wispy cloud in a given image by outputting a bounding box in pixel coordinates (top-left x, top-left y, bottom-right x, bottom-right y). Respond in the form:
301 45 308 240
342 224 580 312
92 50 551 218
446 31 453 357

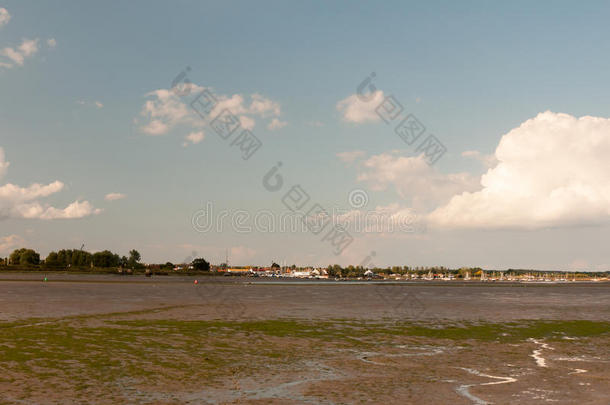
336 150 365 163
357 152 477 210
0 234 24 253
182 131 205 147
267 118 287 131
104 192 126 201
77 100 104 109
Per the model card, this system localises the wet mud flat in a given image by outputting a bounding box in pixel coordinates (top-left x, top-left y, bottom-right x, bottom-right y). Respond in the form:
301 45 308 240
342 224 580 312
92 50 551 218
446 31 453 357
0 275 608 404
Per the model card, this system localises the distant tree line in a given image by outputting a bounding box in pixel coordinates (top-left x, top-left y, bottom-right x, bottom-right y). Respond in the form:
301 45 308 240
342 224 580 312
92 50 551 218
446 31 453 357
0 247 214 274
1 247 608 277
1 248 142 269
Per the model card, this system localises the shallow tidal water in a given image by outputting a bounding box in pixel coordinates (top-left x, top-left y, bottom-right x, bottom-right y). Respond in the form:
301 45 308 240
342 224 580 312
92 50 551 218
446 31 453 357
0 274 608 321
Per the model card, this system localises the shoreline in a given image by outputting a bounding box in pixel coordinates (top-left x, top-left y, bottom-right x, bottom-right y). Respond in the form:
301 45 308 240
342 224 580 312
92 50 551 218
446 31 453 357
0 272 608 285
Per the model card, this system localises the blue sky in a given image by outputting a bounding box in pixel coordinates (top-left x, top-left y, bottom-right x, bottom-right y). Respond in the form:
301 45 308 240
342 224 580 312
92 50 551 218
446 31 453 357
1 1 610 270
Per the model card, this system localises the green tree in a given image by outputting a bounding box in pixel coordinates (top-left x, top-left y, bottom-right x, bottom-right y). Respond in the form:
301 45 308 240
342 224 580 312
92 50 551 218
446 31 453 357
71 250 92 267
9 250 20 265
9 248 40 266
45 252 61 267
128 250 141 268
192 258 210 271
92 250 120 267
327 264 342 278
46 249 93 267
457 268 470 278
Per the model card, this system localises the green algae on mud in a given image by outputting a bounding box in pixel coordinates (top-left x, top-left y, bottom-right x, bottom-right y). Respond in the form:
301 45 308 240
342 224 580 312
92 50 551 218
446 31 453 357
1 314 608 404
1 317 608 365
106 318 610 341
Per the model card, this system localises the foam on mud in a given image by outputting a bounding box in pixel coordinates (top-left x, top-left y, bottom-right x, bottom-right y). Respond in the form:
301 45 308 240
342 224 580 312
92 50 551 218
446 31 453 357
528 338 553 368
454 367 517 405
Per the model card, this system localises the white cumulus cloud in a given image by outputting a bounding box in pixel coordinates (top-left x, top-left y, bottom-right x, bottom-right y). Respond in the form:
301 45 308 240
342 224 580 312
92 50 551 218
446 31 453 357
138 85 283 141
0 148 99 220
139 86 206 135
0 11 46 69
0 8 10 27
249 93 281 117
141 118 170 135
429 111 610 229
35 200 100 219
239 115 256 131
0 38 39 67
336 90 385 123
